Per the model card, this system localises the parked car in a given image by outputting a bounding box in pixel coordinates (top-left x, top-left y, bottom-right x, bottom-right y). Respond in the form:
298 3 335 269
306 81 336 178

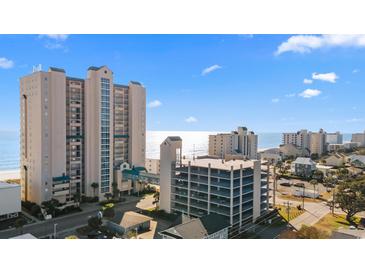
294 182 305 188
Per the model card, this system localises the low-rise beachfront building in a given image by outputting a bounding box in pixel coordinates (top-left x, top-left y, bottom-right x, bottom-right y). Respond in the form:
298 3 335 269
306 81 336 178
316 164 333 177
290 157 316 178
348 155 365 169
344 142 360 151
327 144 344 152
0 181 21 221
324 154 346 167
159 136 268 234
259 148 282 164
279 143 310 159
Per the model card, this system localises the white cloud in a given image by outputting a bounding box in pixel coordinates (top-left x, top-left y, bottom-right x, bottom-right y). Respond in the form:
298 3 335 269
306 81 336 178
285 93 296 98
312 72 338 83
201 64 222 76
352 69 359 73
185 116 198 123
39 34 69 41
275 34 365 55
0 57 14 69
346 118 364 123
303 78 313 84
271 98 280 103
298 89 321 98
148 100 162 108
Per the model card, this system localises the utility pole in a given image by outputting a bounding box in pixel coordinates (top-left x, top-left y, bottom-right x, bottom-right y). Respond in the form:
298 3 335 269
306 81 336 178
267 161 270 211
53 223 58 239
273 164 276 208
332 187 335 215
284 201 291 223
302 185 305 210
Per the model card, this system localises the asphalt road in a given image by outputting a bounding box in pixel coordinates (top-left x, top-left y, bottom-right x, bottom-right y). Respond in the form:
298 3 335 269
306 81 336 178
0 199 139 239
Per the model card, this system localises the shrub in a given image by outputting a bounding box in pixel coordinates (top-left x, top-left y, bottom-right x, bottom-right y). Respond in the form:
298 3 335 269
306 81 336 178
30 204 41 216
81 196 99 203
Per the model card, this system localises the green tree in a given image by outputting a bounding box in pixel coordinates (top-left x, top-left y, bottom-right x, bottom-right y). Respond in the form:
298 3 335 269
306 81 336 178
313 170 324 181
30 204 41 217
91 182 99 198
309 179 318 199
103 207 115 219
337 168 349 180
88 216 102 230
41 199 60 217
335 180 365 225
73 192 81 203
153 191 160 209
14 218 27 235
112 182 119 200
296 225 329 239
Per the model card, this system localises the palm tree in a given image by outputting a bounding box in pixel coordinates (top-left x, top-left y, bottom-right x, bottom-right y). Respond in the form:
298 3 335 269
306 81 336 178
91 182 99 197
309 179 318 199
104 193 113 201
14 218 27 235
153 191 160 210
112 182 119 200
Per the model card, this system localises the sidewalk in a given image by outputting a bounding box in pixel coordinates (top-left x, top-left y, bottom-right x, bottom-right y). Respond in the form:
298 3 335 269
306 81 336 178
290 203 330 230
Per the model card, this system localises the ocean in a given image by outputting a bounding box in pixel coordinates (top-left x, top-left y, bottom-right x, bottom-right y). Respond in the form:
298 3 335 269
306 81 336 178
0 131 352 172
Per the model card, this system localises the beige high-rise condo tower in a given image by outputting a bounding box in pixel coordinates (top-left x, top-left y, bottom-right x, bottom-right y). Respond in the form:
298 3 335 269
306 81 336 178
20 66 146 205
208 126 258 160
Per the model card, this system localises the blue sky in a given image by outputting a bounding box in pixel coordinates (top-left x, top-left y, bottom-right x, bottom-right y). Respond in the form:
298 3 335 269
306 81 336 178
0 34 364 133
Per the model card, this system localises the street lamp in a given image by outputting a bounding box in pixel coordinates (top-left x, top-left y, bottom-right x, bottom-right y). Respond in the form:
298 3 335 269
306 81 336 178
53 223 58 239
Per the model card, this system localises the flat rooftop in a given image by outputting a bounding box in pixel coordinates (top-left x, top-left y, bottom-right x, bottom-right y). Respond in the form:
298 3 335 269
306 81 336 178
181 158 255 170
0 181 20 189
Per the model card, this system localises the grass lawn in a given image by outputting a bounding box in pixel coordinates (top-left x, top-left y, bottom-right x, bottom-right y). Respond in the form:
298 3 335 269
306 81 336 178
314 214 361 233
276 205 304 222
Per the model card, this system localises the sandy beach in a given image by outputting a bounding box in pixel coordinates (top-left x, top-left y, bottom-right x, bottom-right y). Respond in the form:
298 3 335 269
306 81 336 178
0 169 20 181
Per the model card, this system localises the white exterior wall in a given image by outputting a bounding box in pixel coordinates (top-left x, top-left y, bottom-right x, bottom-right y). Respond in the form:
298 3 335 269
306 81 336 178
352 132 365 147
160 138 182 213
326 132 343 145
85 67 114 198
128 82 146 168
0 183 21 217
48 70 68 203
146 158 160 174
252 160 261 222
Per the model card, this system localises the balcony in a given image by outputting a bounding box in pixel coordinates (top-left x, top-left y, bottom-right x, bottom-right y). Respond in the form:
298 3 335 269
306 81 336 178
190 200 208 210
210 188 230 198
53 189 70 197
189 207 207 217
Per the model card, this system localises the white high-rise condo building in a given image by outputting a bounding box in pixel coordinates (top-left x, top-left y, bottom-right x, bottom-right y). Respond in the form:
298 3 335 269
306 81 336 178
351 131 365 147
326 131 343 145
209 127 258 160
160 136 268 234
20 66 146 205
282 129 310 150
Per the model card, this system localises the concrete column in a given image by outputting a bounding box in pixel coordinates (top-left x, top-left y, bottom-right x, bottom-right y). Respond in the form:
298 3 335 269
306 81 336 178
187 161 191 216
266 162 270 213
230 166 234 225
252 160 261 222
239 164 243 226
207 163 211 214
